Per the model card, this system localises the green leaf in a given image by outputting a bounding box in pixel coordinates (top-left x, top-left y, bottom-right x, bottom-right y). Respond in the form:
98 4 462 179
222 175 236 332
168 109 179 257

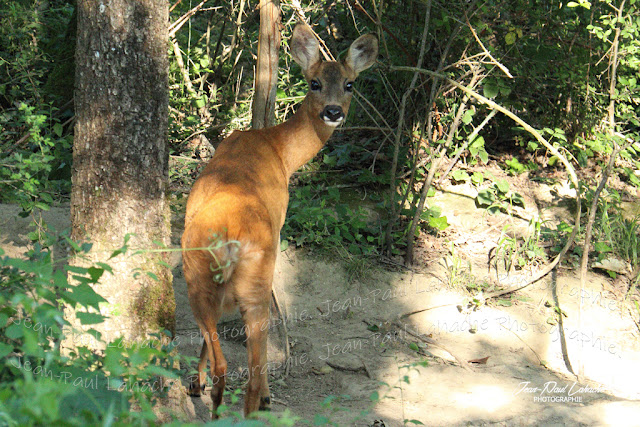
451 169 470 183
500 85 512 96
5 323 23 340
462 109 474 125
408 342 420 352
471 172 484 185
429 215 450 231
86 328 103 342
505 157 525 174
72 283 108 310
323 154 337 166
143 364 180 379
109 246 128 259
495 179 510 194
367 324 380 332
0 313 8 328
57 368 129 420
557 222 573 234
194 96 206 108
53 123 63 137
0 342 13 359
87 267 104 283
328 187 340 200
95 262 114 274
476 189 495 207
470 135 485 151
483 80 499 99
76 311 107 325
505 32 516 45
510 192 525 207
593 242 612 253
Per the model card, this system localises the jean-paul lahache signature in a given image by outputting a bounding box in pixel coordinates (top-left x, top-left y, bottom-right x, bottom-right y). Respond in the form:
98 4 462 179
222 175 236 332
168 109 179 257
515 381 605 402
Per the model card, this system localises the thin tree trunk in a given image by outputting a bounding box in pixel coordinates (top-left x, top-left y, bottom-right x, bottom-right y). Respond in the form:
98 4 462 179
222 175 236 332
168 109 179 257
607 0 625 134
577 0 626 381
405 73 481 265
252 0 281 129
71 0 174 345
384 1 431 255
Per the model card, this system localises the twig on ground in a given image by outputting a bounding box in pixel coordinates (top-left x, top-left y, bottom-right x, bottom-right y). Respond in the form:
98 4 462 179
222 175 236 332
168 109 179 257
395 321 473 371
498 323 545 366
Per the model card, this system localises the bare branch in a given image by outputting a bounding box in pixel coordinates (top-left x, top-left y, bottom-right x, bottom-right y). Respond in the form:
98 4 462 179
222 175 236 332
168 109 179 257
169 0 208 38
384 0 432 254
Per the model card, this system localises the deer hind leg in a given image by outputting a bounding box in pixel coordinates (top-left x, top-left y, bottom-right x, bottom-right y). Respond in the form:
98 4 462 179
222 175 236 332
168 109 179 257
186 272 228 418
207 322 227 418
194 298 227 418
241 301 271 416
233 255 274 417
187 340 209 396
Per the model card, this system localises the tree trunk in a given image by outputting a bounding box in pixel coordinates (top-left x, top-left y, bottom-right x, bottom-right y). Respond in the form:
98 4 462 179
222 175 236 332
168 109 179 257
252 0 281 129
71 0 174 344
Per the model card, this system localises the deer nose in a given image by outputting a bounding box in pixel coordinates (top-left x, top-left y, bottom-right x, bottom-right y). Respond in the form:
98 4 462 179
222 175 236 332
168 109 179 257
322 105 344 123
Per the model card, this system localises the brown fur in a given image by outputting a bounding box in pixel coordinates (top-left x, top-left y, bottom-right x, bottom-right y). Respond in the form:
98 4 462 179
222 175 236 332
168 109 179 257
181 24 378 418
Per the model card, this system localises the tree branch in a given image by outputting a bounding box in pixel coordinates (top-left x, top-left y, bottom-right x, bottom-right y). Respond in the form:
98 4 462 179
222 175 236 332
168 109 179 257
390 64 581 295
384 0 432 255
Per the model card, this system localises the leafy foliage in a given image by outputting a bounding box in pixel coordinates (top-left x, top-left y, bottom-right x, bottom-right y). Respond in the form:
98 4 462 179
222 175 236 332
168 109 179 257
586 188 640 272
3 0 640 259
475 179 525 214
0 231 184 425
0 1 74 214
283 184 381 256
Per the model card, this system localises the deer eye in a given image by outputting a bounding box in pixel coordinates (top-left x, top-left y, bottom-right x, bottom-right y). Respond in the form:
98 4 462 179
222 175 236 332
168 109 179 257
345 81 354 92
310 80 322 91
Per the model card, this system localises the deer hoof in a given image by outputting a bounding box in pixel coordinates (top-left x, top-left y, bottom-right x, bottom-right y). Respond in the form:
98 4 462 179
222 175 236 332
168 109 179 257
259 396 271 411
187 381 206 397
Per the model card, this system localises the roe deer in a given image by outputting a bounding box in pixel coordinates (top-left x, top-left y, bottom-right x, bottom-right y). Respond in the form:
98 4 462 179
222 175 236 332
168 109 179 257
181 24 378 418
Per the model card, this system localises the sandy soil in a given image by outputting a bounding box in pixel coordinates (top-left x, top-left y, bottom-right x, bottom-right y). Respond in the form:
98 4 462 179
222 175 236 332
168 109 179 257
1 166 640 426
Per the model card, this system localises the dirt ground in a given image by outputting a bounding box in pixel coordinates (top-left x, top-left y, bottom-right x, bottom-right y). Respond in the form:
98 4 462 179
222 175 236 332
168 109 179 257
2 163 640 426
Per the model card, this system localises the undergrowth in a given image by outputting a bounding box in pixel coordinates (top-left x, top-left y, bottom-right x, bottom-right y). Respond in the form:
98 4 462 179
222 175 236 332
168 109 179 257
0 231 185 425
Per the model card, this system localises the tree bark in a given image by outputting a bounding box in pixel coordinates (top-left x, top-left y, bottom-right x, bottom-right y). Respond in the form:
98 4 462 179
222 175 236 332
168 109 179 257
252 0 281 129
71 0 174 344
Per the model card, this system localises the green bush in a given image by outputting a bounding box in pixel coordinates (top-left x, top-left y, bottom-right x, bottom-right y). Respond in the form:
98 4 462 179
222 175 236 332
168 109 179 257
283 184 381 256
0 231 333 425
0 232 183 425
0 1 74 213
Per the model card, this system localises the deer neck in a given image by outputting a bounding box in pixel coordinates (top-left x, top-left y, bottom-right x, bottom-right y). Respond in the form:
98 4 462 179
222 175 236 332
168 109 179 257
264 97 335 179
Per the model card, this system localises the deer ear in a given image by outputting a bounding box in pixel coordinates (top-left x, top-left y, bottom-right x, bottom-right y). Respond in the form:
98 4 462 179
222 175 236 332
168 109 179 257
291 24 321 73
344 34 378 76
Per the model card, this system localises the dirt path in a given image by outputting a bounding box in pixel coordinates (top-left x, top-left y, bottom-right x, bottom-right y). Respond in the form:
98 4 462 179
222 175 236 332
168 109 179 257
2 196 640 426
